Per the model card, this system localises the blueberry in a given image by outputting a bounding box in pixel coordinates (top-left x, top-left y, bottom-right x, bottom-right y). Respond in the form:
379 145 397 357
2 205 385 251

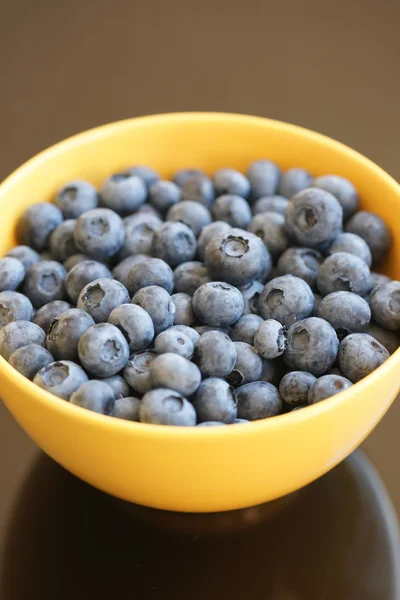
74 208 125 261
339 333 390 382
49 219 78 263
118 212 162 259
152 222 197 267
150 353 201 396
193 330 236 378
236 381 282 420
252 195 289 216
124 165 160 189
370 272 391 290
112 255 149 289
169 325 200 346
127 258 174 296
240 280 264 315
370 281 400 331
192 282 244 327
205 227 272 287
66 254 113 304
345 211 391 264
148 180 181 214
63 253 91 271
167 201 212 237
111 396 141 421
279 371 317 406
33 360 88 400
46 308 95 361
173 168 206 188
246 159 281 200
0 291 34 330
212 168 250 199
174 261 211 295
259 356 285 386
6 246 40 270
154 329 194 358
327 232 372 267
308 374 352 404
33 300 71 333
211 194 252 228
181 175 215 208
78 323 130 377
0 257 25 292
248 212 289 260
171 293 195 326
361 322 399 355
108 303 154 351
22 261 67 308
279 168 313 199
54 180 98 218
132 285 175 335
284 317 339 376
276 247 323 291
101 374 131 398
254 319 287 359
140 388 197 426
258 275 314 327
17 203 63 251
70 380 115 414
77 278 129 323
227 342 263 386
317 252 372 297
197 221 232 261
316 291 371 339
9 343 54 380
123 350 157 394
285 188 343 248
100 172 147 214
192 378 237 423
194 325 231 335
230 314 263 345
197 421 226 427
312 174 359 220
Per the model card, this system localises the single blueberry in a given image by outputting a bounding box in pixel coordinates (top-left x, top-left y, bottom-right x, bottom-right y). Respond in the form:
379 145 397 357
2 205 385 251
77 278 130 323
54 180 98 218
258 275 314 327
49 220 78 263
276 247 323 291
118 212 162 260
174 261 211 296
327 232 372 267
192 281 244 327
308 374 352 404
166 201 212 237
370 281 400 331
108 303 154 352
78 323 130 377
246 159 281 200
252 195 289 216
123 350 156 394
213 168 250 199
339 333 390 382
236 381 282 420
361 322 399 355
197 221 232 262
248 212 289 260
33 360 88 400
181 175 215 208
22 260 67 308
345 211 391 264
111 396 141 421
154 328 194 358
227 342 263 387
139 388 197 426
193 330 236 378
9 343 54 380
127 258 174 296
168 325 200 346
152 221 197 267
100 172 147 215
312 174 359 220
148 180 181 214
254 319 287 359
70 380 116 414
150 353 201 396
279 371 317 406
0 291 34 330
132 285 175 335
316 291 371 339
6 246 40 271
46 308 95 361
0 257 25 292
192 378 237 423
284 317 339 376
230 314 264 345
317 252 372 297
17 203 63 251
211 194 252 228
74 208 125 261
33 300 71 333
279 168 313 199
100 374 131 398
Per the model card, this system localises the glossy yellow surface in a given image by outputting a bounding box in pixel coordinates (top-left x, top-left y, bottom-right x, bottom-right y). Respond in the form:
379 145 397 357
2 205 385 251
0 113 399 512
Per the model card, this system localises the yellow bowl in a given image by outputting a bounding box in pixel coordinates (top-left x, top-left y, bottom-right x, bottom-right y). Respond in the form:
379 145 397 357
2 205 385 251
1 113 399 513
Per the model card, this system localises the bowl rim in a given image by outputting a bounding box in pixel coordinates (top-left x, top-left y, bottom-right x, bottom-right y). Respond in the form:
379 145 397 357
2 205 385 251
1 111 399 437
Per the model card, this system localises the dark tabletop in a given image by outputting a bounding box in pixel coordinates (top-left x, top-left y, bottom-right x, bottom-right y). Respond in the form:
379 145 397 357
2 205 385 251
0 1 400 598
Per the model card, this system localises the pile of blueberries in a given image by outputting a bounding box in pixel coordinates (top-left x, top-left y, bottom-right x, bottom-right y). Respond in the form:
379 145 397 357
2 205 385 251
0 160 398 426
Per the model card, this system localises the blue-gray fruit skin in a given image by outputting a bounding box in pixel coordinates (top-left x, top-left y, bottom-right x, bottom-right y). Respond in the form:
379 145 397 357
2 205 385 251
22 260 67 308
308 374 352 405
194 325 230 335
123 350 157 394
370 272 391 290
279 371 317 406
9 343 54 380
279 168 313 199
173 168 206 188
246 159 281 200
46 308 95 361
166 201 212 237
192 378 237 424
54 180 98 219
70 380 116 414
171 293 195 326
112 255 149 289
317 252 372 297
192 282 244 327
0 291 34 330
339 333 390 383
240 280 264 315
139 388 197 426
118 212 162 260
152 222 197 267
149 180 181 214
132 285 175 336
236 381 282 420
312 174 359 220
345 210 391 264
154 329 194 358
6 246 40 271
78 323 130 377
197 421 226 427
108 303 154 352
234 418 250 424
49 220 78 263
74 208 125 261
193 331 236 378
259 356 285 386
227 342 263 387
33 360 88 400
17 203 63 252
101 375 131 398
276 247 323 292
181 175 215 208
370 281 400 331
213 168 251 199
362 322 399 355
254 319 287 359
327 232 372 267
0 257 25 292
169 325 200 346
316 291 371 339
63 253 91 271
285 188 343 249
173 261 211 296
248 212 289 260
124 165 160 189
127 258 174 296
100 172 147 215
111 396 141 421
32 300 71 334
197 221 231 261
258 275 314 327
230 314 263 345
135 202 162 218
150 353 201 396
252 195 289 216
211 194 252 229
205 227 272 287
77 278 130 323
284 317 339 376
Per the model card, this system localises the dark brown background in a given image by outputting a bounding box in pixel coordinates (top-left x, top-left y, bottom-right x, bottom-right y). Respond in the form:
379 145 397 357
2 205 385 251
0 1 399 597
